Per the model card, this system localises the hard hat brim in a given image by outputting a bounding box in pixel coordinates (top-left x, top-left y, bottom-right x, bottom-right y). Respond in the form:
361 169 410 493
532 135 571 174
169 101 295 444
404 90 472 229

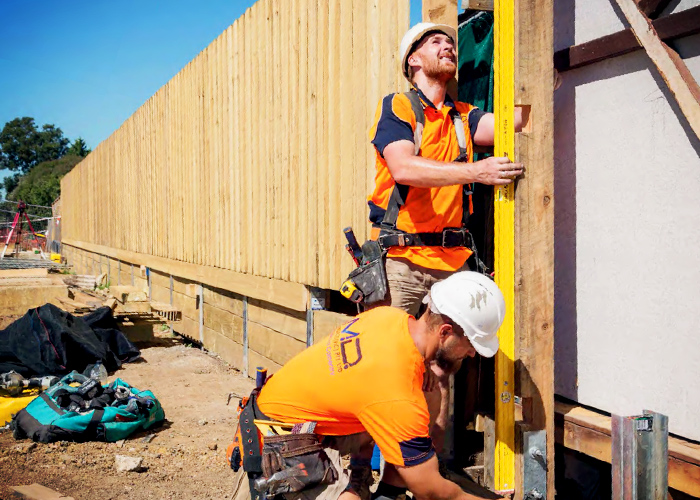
469 332 499 358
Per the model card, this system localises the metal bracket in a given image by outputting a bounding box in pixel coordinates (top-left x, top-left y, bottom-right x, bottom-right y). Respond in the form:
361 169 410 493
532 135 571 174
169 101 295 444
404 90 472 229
523 429 547 500
612 410 668 500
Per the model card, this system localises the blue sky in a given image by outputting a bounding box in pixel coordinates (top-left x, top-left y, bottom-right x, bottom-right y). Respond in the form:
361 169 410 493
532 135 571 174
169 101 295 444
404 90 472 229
0 0 423 185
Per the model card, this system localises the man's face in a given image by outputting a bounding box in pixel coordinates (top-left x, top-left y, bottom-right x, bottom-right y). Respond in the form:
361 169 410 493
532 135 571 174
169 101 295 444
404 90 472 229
410 32 457 82
434 325 476 373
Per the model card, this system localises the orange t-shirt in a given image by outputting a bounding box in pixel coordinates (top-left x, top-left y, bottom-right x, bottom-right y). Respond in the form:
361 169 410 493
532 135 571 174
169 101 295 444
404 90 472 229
368 89 481 271
257 307 434 467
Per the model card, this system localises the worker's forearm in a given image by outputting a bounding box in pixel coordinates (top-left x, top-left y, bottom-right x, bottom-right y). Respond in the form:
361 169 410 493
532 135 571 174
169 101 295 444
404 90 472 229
388 155 478 187
434 379 450 429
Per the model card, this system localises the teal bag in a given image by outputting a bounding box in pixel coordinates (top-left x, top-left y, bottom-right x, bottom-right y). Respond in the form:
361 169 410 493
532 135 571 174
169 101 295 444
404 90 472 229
12 371 165 443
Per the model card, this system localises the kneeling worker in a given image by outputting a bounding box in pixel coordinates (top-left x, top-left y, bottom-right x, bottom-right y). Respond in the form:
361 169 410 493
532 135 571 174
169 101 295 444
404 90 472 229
230 272 505 500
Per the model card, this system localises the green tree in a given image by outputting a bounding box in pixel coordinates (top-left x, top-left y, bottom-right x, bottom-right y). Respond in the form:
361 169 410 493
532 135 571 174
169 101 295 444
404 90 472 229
6 155 82 207
66 137 91 157
2 173 22 197
0 117 69 173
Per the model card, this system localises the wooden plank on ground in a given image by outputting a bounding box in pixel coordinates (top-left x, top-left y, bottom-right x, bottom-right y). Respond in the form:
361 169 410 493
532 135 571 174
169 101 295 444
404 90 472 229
11 484 75 500
612 0 700 140
62 239 309 312
0 269 48 278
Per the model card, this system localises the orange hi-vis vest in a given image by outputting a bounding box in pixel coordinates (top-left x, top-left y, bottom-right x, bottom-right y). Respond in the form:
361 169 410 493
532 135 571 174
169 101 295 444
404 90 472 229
368 87 482 271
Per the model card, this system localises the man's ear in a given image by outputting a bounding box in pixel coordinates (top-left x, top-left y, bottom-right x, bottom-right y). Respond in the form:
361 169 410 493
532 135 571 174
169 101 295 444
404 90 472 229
407 52 421 72
438 323 453 339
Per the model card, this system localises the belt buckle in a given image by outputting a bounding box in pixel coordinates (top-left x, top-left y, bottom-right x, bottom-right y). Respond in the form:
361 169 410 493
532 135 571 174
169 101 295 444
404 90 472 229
397 234 408 247
442 228 464 247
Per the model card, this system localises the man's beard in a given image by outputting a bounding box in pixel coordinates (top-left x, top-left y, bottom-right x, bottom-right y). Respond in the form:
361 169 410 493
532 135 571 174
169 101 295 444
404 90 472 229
435 346 463 374
423 57 457 82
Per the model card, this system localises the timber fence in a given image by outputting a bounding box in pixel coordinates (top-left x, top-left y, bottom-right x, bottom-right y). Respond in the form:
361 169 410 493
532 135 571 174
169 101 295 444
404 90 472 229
61 0 409 291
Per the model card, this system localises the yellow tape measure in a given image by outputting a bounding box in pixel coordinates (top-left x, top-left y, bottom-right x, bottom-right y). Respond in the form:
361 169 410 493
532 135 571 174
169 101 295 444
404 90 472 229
493 0 516 492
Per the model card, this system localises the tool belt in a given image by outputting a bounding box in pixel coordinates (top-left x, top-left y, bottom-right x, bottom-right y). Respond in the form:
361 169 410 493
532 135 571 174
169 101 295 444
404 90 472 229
377 227 473 249
228 389 338 500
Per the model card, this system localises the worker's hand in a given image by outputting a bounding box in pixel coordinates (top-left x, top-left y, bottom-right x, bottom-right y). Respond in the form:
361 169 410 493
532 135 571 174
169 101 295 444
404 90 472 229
469 156 524 185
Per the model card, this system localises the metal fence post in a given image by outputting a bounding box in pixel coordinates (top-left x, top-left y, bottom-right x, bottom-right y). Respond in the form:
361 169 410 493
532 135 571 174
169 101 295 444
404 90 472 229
197 284 204 346
243 296 249 378
612 411 668 500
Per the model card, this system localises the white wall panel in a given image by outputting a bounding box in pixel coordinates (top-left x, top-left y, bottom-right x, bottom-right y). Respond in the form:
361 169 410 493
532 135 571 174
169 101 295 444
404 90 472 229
554 41 700 441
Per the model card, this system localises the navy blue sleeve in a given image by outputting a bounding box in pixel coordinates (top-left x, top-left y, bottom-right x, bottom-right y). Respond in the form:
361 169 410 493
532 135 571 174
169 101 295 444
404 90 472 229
468 108 487 141
398 436 436 466
371 94 415 158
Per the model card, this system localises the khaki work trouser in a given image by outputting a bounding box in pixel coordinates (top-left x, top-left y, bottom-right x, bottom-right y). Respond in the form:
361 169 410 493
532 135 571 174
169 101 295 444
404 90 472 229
370 257 460 316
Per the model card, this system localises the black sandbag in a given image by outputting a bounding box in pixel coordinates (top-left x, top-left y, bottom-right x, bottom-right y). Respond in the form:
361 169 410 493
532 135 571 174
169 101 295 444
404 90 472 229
0 304 140 377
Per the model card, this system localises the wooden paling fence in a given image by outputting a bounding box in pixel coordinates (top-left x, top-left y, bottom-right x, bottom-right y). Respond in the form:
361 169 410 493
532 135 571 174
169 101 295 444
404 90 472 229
62 0 409 291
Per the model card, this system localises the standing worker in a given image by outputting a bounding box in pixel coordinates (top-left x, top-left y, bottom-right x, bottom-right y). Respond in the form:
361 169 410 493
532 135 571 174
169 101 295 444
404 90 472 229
368 22 523 313
364 22 524 453
228 272 507 500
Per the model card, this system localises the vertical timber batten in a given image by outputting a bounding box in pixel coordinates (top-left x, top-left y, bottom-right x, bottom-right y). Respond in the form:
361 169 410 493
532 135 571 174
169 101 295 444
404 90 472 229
514 0 555 495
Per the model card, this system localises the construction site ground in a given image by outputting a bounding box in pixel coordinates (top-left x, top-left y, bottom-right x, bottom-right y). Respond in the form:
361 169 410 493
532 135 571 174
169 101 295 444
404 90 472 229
0 328 256 500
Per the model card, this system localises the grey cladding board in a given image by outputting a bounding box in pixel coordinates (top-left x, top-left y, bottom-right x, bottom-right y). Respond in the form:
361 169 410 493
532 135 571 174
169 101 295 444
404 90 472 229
553 43 700 441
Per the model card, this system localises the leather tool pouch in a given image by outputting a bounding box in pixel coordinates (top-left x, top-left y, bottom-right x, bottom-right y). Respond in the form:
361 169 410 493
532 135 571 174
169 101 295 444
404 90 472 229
346 251 388 305
253 433 338 497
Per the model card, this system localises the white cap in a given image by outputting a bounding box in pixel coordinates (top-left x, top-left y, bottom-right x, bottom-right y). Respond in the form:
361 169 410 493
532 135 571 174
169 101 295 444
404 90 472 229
424 272 505 358
399 22 458 80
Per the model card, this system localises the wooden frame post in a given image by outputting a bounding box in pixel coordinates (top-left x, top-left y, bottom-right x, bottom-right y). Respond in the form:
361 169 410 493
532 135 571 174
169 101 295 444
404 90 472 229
424 1 554 497
513 0 555 496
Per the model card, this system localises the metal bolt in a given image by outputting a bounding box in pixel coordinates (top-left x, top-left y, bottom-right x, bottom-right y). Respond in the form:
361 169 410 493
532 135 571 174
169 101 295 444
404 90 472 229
525 489 544 500
529 447 547 466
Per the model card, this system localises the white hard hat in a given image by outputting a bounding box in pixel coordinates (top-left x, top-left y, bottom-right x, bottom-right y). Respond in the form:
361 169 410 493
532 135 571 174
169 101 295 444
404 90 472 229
425 272 506 358
399 22 457 80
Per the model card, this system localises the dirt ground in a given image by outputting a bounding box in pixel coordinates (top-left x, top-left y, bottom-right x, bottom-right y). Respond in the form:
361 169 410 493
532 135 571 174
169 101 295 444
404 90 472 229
0 331 256 500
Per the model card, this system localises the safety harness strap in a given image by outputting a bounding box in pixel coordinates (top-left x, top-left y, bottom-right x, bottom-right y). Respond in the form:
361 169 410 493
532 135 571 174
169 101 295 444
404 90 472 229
380 88 471 247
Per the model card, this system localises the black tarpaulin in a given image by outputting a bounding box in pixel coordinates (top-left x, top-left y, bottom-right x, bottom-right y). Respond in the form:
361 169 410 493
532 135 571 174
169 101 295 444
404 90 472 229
0 303 141 377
